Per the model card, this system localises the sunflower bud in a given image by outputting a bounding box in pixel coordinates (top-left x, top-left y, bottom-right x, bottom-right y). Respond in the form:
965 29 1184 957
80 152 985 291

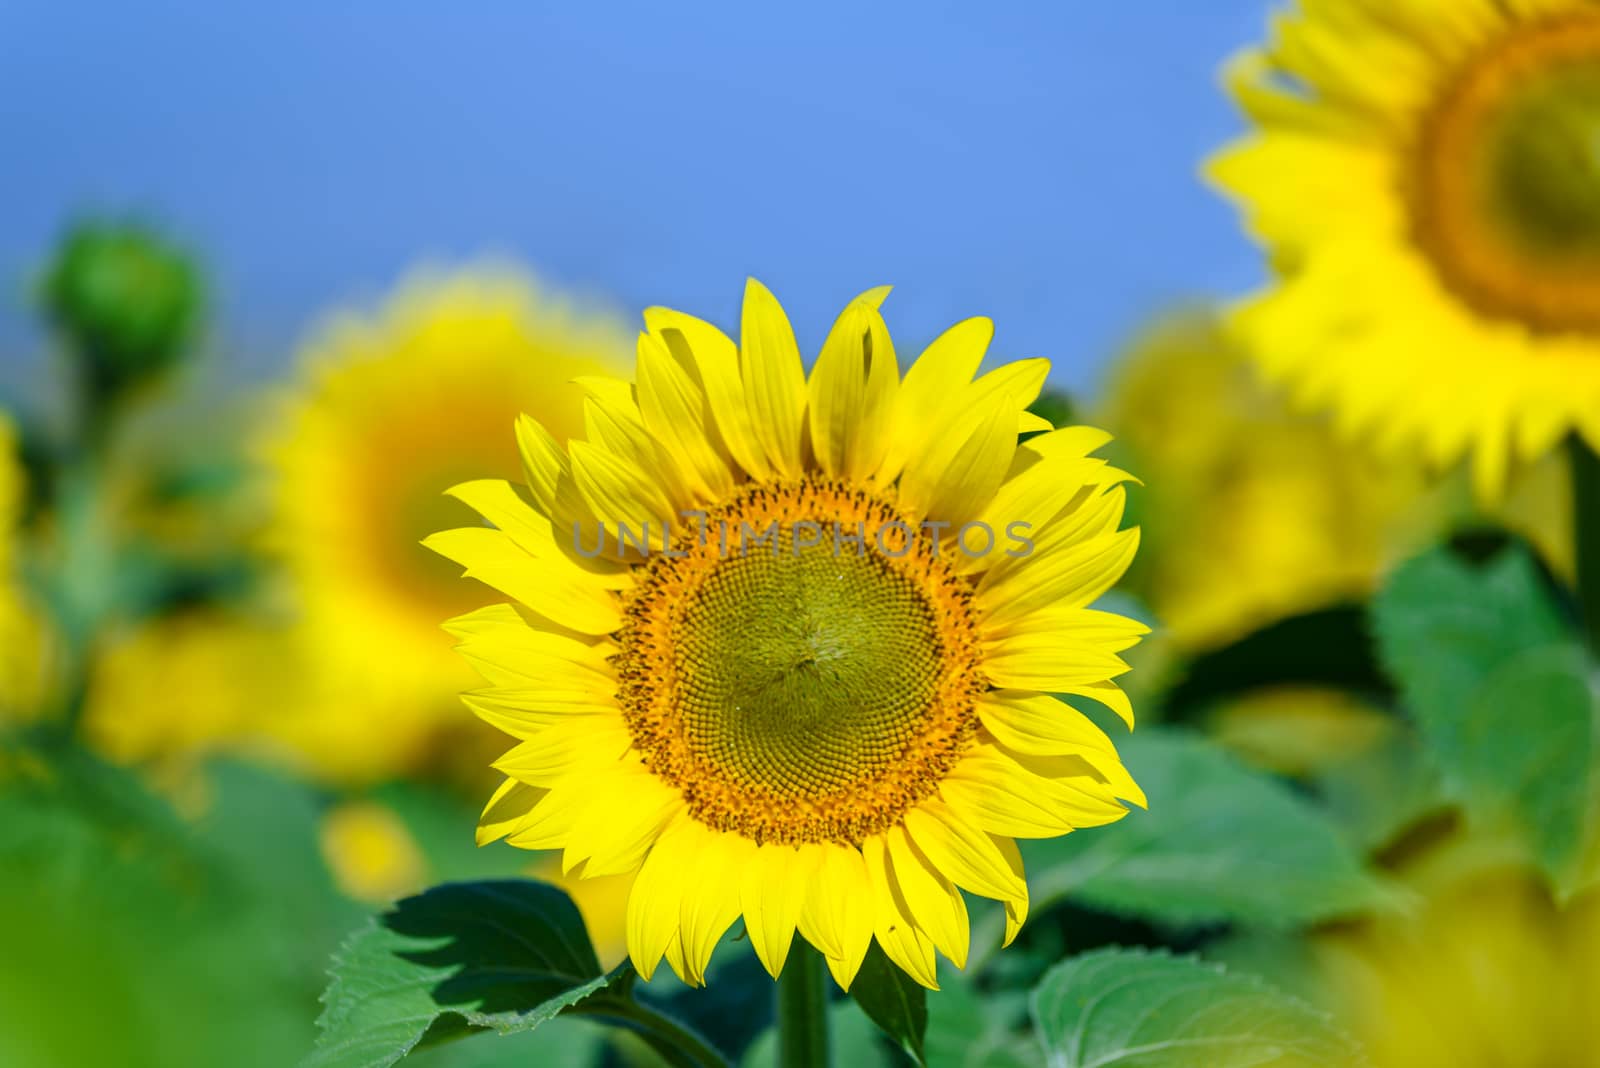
41 221 202 400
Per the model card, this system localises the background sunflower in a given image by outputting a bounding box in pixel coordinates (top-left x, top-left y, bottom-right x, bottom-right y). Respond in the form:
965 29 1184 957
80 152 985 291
259 268 632 785
1212 0 1600 498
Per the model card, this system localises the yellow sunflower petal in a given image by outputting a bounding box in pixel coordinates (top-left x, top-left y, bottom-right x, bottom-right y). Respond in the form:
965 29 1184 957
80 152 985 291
802 844 874 989
462 688 619 738
644 306 772 480
898 390 1017 522
992 835 1029 947
677 829 749 986
476 777 545 846
740 279 809 478
515 414 567 518
741 844 814 979
492 719 634 786
424 527 623 634
562 764 684 878
879 316 993 482
977 526 1140 626
635 331 735 502
502 780 588 850
886 825 970 969
808 296 898 481
977 692 1146 808
569 440 676 535
902 800 1027 903
861 835 940 989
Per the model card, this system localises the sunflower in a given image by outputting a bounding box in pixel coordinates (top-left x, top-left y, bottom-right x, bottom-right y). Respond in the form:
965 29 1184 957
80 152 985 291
429 280 1146 990
1098 313 1432 650
261 267 632 784
1311 844 1600 1067
81 607 301 772
319 800 430 905
1211 0 1600 499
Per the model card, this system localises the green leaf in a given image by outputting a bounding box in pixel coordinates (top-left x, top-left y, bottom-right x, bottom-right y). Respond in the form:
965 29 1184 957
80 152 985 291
848 942 928 1065
1374 546 1569 751
0 748 334 1067
309 881 614 1068
1463 644 1594 882
1006 727 1386 933
1030 948 1362 1068
1374 546 1595 887
925 971 1039 1068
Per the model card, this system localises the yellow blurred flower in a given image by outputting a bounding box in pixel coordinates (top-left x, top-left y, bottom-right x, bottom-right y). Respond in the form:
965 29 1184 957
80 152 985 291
1315 845 1600 1067
0 414 50 718
1494 444 1575 581
1097 314 1434 650
258 266 632 784
81 607 301 770
1209 686 1394 778
1212 0 1600 500
319 800 429 905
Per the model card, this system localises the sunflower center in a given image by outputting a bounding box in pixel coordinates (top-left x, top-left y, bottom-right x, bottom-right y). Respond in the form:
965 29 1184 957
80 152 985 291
616 481 985 846
679 533 945 794
1415 16 1600 333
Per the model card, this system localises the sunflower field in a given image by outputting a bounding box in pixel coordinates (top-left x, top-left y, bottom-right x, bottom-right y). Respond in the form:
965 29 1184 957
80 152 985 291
3 2 1600 1066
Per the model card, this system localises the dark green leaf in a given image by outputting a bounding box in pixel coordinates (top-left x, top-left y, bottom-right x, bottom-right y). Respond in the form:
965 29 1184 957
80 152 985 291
848 942 928 1065
1030 948 1362 1067
309 881 613 1068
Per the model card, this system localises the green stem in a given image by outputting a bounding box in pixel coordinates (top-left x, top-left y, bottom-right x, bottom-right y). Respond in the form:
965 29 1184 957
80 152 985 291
777 941 830 1068
1572 434 1600 660
580 998 730 1068
51 351 125 737
53 453 107 736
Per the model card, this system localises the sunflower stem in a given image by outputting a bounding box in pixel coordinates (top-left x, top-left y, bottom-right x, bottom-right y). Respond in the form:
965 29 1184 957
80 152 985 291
1572 434 1600 662
585 998 731 1068
777 942 830 1068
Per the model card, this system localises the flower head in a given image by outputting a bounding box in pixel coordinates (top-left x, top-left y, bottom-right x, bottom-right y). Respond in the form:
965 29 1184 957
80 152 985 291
1097 313 1432 650
1212 0 1600 498
430 280 1145 989
261 266 632 783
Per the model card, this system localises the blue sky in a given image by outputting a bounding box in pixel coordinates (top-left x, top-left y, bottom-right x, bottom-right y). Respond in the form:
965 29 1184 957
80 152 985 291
1 1 1271 395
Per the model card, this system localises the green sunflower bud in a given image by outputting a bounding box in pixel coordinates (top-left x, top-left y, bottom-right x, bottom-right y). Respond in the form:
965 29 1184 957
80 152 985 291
40 221 203 400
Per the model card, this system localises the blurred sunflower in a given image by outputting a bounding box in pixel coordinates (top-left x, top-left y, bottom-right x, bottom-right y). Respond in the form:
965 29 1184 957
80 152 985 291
1212 0 1600 499
0 414 49 718
431 279 1146 990
81 607 300 777
318 800 430 905
1313 842 1600 1067
261 267 632 784
1098 314 1433 650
